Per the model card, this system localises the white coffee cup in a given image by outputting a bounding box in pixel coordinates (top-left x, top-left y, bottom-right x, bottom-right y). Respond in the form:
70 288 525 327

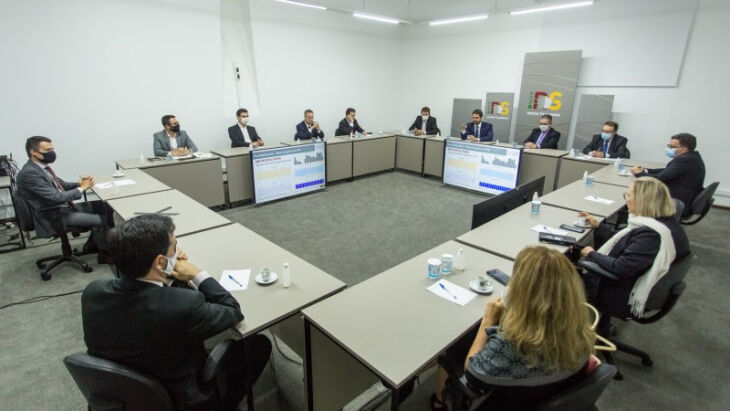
260 266 272 282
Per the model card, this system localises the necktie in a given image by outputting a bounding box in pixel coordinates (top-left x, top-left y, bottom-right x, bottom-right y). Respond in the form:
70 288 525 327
476 124 480 139
602 141 609 155
537 132 546 147
45 166 77 210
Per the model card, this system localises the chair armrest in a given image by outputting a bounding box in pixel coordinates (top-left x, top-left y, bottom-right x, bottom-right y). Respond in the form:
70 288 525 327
200 339 234 383
577 261 619 280
457 374 486 401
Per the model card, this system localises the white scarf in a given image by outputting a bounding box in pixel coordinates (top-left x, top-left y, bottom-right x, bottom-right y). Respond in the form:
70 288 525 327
597 215 676 317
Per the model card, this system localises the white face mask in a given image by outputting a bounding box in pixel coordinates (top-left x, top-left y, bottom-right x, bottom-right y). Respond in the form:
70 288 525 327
159 247 178 276
239 118 249 126
422 115 429 121
539 124 550 132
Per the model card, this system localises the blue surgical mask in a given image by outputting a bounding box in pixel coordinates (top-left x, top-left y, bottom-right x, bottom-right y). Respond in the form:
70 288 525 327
160 247 178 275
665 147 676 158
601 132 611 140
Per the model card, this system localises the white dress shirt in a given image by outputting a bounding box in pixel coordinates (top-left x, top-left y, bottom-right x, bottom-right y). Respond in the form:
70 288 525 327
238 124 252 144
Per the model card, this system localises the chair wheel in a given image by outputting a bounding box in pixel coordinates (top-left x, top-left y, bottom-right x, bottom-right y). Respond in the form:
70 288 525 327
40 272 52 281
83 264 93 273
642 358 653 367
613 371 623 380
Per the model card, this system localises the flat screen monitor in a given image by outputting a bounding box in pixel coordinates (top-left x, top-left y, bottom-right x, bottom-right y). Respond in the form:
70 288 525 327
471 176 546 229
251 142 326 204
442 140 522 195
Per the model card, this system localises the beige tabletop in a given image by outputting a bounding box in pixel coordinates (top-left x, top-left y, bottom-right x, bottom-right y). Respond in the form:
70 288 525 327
302 240 513 388
90 168 171 201
590 164 635 187
107 189 232 237
457 202 598 260
334 132 396 141
523 148 569 158
393 132 438 140
560 154 616 166
540 180 628 217
210 147 250 158
0 176 9 189
177 223 346 337
115 155 220 170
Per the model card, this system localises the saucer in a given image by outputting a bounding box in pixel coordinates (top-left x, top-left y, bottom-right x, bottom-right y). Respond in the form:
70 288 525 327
618 170 632 176
112 172 125 178
255 272 278 286
573 220 592 229
469 280 494 295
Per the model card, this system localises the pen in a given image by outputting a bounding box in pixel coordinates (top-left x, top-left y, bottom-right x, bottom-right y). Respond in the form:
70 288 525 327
439 283 457 300
228 274 243 287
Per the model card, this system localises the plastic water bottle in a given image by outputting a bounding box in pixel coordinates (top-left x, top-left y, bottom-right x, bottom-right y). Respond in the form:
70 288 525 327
282 263 291 288
584 171 593 186
166 152 173 162
616 158 625 173
140 154 146 163
454 248 465 272
570 148 576 157
531 192 541 215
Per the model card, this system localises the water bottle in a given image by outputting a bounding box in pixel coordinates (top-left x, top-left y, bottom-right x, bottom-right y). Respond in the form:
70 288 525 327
570 148 576 157
282 263 291 288
531 192 541 215
139 154 146 163
454 248 465 272
166 152 173 162
617 158 625 173
584 171 593 186
495 139 500 145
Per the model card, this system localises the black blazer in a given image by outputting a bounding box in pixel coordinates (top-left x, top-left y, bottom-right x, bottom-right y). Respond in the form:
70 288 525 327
638 151 705 216
335 118 364 136
582 134 629 159
228 124 263 148
587 217 690 318
408 116 439 135
523 128 561 149
81 276 244 411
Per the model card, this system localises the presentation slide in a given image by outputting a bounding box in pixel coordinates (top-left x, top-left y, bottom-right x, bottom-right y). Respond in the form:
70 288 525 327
251 143 326 204
442 140 522 195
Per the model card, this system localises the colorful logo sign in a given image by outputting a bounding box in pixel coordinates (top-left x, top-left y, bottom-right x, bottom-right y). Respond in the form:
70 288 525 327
527 91 562 111
489 101 510 116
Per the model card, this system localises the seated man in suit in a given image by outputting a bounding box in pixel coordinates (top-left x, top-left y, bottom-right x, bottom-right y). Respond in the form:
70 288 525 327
16 136 110 260
229 108 264 148
631 133 705 217
523 114 560 149
295 109 325 141
81 214 272 411
336 107 366 136
460 109 493 142
409 106 439 136
583 121 629 159
153 115 198 157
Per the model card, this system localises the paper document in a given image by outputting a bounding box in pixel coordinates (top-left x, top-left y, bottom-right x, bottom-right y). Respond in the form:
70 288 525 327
427 279 477 307
172 154 194 159
95 179 137 189
219 269 251 291
194 152 214 158
530 225 569 236
584 195 615 205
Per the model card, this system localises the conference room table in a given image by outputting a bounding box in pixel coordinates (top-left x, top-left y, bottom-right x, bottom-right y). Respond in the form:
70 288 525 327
540 180 628 217
457 202 598 260
280 139 353 183
302 240 513 411
556 155 616 189
115 155 225 207
518 148 569 193
590 160 667 187
423 135 446 177
336 133 397 178
176 223 346 338
210 147 253 205
107 189 232 237
90 168 171 201
393 132 436 174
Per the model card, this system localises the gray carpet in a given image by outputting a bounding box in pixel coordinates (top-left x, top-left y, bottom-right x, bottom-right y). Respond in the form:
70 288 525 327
0 171 728 410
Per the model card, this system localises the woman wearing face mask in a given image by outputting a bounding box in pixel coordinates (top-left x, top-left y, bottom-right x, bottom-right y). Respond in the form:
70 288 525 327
578 177 690 322
582 121 629 158
408 106 439 136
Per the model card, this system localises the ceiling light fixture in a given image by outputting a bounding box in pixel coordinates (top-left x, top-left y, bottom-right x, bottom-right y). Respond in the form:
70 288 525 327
510 1 594 16
430 14 488 26
273 0 327 11
353 12 400 25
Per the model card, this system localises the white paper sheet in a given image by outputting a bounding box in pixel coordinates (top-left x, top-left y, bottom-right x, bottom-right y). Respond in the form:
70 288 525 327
584 195 615 205
219 269 251 291
95 179 137 189
530 225 569 236
194 152 214 158
427 279 477 307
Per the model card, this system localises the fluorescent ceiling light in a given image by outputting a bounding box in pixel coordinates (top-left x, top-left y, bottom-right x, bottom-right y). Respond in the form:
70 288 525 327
353 12 400 24
430 14 488 26
273 0 327 11
510 1 593 16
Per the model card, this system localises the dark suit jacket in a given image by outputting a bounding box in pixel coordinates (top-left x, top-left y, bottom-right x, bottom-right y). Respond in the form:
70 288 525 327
228 124 263 148
409 116 439 135
153 130 198 156
295 121 325 140
461 122 493 142
16 160 81 237
637 151 705 217
335 118 364 136
586 217 690 318
523 128 561 149
82 276 244 411
582 134 629 159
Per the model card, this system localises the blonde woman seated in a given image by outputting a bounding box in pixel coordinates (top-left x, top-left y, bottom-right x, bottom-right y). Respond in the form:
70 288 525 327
432 246 596 410
578 177 690 320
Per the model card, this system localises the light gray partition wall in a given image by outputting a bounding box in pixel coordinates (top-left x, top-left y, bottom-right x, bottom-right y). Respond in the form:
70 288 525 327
572 94 615 152
450 98 483 138
515 50 582 149
484 92 514 142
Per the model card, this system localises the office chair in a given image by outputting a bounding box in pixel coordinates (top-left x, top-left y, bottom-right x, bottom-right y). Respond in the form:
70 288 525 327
451 363 616 411
672 199 685 223
64 340 242 411
681 181 719 225
11 191 93 281
578 254 695 380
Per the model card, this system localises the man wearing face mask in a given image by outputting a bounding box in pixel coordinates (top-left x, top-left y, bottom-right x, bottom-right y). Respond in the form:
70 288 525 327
16 136 110 259
81 214 272 411
409 106 439 136
336 107 366 136
582 121 629 159
229 108 264 148
460 109 493 142
295 109 325 141
153 115 198 157
523 114 561 149
631 133 705 217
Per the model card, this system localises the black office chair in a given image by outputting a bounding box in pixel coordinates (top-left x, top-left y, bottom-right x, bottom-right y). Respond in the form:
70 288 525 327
11 191 93 281
672 199 685 223
64 340 239 411
451 363 616 411
681 181 719 225
578 254 695 380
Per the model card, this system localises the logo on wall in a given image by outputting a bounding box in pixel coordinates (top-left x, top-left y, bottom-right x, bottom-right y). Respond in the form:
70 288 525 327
528 91 562 111
489 101 510 116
